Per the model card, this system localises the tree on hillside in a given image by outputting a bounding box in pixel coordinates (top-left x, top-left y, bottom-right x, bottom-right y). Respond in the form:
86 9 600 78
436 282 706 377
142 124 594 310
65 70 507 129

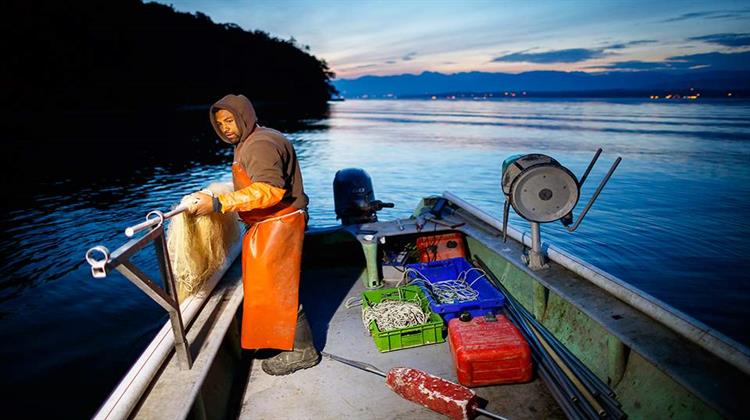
2 0 336 117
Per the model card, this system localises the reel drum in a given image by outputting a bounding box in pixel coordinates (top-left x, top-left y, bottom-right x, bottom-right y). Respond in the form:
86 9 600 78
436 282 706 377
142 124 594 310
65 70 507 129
500 150 621 270
509 160 579 223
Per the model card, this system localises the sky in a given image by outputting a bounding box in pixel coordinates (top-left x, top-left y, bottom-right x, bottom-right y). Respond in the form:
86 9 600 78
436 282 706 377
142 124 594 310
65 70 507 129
156 0 750 79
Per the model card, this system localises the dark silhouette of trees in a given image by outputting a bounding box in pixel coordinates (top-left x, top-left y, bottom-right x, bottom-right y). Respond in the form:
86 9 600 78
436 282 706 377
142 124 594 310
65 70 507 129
2 0 336 132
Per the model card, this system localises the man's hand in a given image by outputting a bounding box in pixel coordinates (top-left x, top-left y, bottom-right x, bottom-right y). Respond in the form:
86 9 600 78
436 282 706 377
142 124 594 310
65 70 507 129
188 192 214 216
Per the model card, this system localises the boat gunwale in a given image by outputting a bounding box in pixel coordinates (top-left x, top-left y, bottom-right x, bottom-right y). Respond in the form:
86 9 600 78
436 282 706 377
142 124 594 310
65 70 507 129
442 190 750 375
93 242 242 420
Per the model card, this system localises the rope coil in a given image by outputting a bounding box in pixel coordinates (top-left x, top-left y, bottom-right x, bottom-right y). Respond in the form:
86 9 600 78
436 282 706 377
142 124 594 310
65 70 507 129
363 300 427 332
351 289 431 332
402 267 487 305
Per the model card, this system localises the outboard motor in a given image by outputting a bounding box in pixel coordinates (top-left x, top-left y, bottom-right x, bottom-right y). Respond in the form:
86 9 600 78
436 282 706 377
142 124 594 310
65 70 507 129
333 168 375 225
501 149 622 270
333 168 394 225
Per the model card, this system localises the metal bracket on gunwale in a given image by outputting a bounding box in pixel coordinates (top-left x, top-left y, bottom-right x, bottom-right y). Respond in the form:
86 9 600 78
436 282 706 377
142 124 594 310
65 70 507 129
85 210 193 370
501 149 622 271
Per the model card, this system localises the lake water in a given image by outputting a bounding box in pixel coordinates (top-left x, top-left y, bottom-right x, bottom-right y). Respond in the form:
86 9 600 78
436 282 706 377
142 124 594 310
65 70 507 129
1 98 749 417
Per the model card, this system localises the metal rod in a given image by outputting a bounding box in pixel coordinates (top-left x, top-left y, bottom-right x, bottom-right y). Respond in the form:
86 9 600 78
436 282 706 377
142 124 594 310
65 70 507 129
125 204 189 238
477 257 600 416
116 261 177 313
578 148 603 187
506 305 581 405
321 352 387 377
478 256 623 418
528 312 615 400
426 216 465 229
153 227 193 370
526 310 619 402
511 287 623 416
512 297 608 394
109 226 165 268
511 314 593 419
474 407 509 420
502 200 510 242
527 221 547 270
500 299 578 404
538 365 580 419
566 157 621 232
530 323 607 417
531 222 541 254
509 300 602 418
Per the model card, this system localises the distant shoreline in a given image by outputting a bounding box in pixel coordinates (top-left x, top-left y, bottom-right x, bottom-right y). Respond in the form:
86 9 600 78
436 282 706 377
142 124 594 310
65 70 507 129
339 90 748 101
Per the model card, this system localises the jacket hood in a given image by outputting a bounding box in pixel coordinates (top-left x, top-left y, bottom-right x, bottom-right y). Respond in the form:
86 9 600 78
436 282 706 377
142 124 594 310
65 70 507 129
210 94 258 144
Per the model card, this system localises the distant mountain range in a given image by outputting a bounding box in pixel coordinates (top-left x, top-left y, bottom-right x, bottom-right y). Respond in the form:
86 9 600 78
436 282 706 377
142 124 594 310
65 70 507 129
332 70 750 98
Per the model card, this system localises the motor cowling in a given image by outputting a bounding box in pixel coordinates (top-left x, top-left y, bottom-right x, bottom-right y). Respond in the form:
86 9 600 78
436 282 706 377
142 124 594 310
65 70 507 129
333 168 394 225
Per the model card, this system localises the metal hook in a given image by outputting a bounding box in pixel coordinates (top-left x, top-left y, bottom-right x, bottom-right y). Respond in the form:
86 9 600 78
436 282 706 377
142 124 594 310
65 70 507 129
146 210 166 230
85 246 111 278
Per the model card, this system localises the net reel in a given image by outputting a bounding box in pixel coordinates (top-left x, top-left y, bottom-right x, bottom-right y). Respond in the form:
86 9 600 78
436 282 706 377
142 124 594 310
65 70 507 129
501 148 621 270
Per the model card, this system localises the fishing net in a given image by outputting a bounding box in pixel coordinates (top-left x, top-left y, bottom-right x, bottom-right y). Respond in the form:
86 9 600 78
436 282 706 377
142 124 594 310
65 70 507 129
167 182 241 302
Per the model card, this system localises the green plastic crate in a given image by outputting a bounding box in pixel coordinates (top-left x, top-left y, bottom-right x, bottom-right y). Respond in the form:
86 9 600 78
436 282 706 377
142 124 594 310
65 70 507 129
362 286 445 352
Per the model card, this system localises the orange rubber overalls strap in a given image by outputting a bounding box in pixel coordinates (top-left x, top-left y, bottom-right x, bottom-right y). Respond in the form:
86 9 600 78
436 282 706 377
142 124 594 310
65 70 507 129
219 161 305 350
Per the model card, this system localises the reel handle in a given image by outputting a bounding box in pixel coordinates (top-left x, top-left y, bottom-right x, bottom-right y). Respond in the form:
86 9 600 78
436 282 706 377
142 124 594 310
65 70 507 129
565 156 622 232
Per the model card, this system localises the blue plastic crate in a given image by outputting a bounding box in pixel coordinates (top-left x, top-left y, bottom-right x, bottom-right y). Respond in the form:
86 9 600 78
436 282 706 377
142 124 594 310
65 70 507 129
405 257 505 321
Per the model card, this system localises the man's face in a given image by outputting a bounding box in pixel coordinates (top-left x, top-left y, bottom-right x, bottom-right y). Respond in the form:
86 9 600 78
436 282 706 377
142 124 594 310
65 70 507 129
214 109 240 142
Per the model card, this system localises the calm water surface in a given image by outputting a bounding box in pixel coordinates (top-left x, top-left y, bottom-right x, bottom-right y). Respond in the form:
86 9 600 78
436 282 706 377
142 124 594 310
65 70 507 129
1 99 749 417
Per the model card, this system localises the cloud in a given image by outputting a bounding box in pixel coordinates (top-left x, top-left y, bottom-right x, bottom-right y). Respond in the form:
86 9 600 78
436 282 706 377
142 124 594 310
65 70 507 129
668 50 750 70
604 40 658 50
594 61 673 71
661 9 750 23
348 63 379 70
402 52 417 61
492 41 656 65
385 60 397 64
493 48 608 64
596 50 750 71
688 33 750 48
662 11 717 22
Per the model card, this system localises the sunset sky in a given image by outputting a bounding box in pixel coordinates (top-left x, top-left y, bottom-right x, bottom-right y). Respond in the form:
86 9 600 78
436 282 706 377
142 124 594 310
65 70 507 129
157 0 750 79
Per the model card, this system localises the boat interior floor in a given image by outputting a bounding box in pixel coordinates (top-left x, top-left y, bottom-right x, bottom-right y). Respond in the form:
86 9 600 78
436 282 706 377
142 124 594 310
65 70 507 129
238 264 564 420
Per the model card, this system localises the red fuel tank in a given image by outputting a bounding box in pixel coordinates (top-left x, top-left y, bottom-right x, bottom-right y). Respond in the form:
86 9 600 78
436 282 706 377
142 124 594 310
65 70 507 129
416 232 466 263
448 314 533 387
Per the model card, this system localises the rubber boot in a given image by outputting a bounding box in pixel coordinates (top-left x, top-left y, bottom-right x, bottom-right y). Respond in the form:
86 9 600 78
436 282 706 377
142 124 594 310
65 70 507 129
261 309 320 375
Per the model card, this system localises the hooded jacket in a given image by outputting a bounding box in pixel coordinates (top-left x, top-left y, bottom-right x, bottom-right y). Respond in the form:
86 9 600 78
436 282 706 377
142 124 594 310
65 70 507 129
210 94 308 213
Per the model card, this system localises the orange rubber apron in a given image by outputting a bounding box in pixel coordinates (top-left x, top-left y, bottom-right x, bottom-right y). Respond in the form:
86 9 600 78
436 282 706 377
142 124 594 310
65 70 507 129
233 161 305 350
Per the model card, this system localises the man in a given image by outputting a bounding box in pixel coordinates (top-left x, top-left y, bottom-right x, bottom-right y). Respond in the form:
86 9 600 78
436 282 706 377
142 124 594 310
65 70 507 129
189 94 319 375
